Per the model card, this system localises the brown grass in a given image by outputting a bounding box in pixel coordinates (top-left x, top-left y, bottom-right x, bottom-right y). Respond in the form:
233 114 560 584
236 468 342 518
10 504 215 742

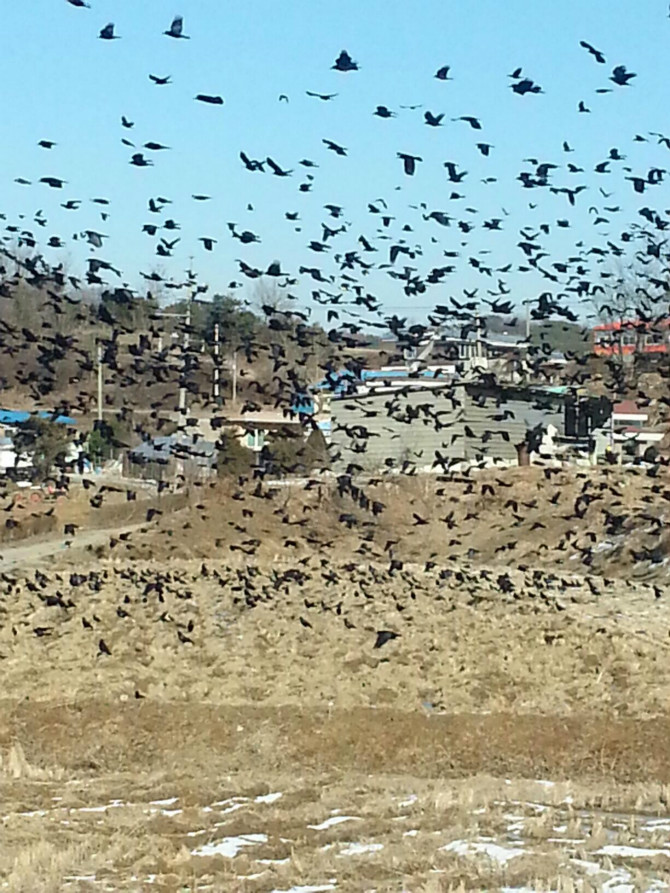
1 468 670 888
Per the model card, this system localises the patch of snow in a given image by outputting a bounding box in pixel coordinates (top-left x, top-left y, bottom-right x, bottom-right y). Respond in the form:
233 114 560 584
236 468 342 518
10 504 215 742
404 830 419 837
398 795 417 808
504 800 549 813
547 837 586 844
270 886 336 893
597 844 670 859
77 799 125 813
255 792 283 804
595 540 615 554
150 797 178 806
442 839 525 865
570 857 605 876
643 818 670 832
505 818 525 836
202 799 248 816
309 816 360 831
500 888 538 893
192 833 268 858
258 858 290 865
338 842 383 857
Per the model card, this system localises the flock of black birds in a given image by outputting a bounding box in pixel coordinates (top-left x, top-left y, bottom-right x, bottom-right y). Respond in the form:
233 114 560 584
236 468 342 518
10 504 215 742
1 4 670 668
3 473 667 684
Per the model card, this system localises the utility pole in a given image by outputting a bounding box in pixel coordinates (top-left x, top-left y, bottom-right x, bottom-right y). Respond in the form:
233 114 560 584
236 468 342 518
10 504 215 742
178 297 192 418
96 342 103 423
474 309 483 362
525 300 531 340
154 291 197 425
231 350 238 408
213 322 221 405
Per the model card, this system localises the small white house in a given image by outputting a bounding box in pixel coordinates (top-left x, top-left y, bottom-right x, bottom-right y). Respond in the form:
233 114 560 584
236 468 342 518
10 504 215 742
612 401 649 429
0 410 80 477
0 438 31 472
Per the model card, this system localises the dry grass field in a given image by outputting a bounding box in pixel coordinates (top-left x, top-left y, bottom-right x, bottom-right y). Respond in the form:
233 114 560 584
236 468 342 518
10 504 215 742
2 712 670 891
1 466 670 890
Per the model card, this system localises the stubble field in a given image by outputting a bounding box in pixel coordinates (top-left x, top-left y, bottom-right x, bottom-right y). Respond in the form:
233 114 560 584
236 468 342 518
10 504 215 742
1 466 670 890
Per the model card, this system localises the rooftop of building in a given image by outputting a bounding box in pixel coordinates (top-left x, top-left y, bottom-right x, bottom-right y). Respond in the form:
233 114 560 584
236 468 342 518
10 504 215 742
0 409 77 426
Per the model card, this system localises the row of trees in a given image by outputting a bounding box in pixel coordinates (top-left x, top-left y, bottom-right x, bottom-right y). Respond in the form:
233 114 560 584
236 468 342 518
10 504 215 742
9 415 331 483
216 427 330 477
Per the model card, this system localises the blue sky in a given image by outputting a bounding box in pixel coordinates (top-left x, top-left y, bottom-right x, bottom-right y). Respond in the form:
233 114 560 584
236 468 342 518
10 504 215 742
2 0 670 323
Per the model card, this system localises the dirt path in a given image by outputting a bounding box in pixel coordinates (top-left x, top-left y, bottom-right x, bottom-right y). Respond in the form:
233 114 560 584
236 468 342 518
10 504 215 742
0 524 144 572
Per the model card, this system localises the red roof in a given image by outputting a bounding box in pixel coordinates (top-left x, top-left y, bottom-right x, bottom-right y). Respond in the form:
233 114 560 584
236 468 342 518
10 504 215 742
614 401 648 416
593 318 670 332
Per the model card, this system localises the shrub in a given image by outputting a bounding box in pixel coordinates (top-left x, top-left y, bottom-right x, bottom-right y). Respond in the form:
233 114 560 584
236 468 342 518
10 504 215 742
216 433 255 477
261 426 330 476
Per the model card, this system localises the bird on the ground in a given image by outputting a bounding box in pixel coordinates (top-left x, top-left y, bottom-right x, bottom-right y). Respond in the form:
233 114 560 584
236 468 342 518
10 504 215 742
374 630 399 649
98 638 112 656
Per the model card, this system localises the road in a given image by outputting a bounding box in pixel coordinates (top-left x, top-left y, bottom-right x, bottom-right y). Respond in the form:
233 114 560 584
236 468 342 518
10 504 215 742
0 524 144 572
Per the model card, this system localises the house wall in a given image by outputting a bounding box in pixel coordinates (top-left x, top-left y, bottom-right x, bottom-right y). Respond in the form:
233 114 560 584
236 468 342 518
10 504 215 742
330 385 565 472
462 390 564 463
330 389 461 472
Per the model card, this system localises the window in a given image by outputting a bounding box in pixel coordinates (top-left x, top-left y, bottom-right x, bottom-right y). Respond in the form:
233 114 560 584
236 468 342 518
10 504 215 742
245 430 266 451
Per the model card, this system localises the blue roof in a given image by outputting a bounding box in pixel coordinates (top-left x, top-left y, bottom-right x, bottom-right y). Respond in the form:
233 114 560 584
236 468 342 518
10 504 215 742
0 410 76 426
313 367 454 396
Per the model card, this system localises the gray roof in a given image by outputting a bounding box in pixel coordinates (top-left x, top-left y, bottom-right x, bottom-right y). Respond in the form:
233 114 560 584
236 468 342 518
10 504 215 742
129 434 217 467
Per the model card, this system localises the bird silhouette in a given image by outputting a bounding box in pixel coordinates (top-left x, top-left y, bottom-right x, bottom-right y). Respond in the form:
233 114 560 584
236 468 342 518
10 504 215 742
99 23 119 40
164 16 189 39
